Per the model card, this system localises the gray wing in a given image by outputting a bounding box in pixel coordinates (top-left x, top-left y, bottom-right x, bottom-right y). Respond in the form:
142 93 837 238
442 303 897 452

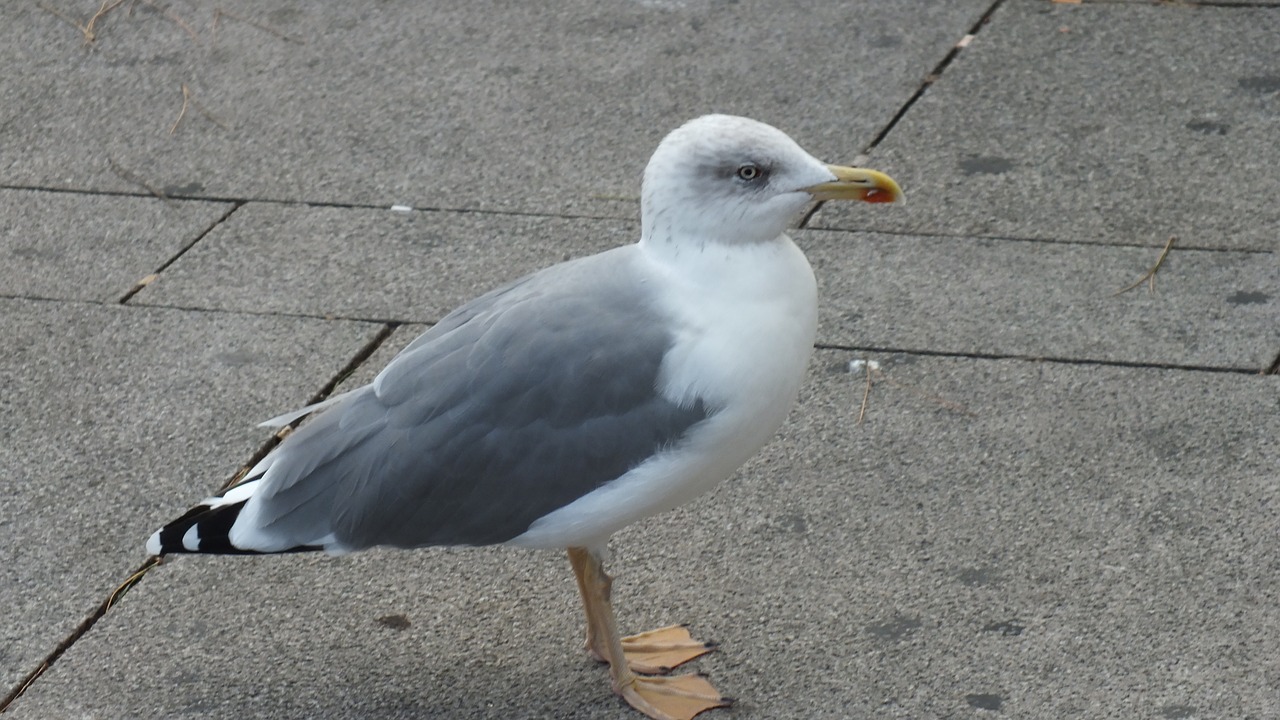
246 246 710 549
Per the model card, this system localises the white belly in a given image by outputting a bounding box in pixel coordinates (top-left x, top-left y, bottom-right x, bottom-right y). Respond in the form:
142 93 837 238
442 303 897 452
510 236 818 550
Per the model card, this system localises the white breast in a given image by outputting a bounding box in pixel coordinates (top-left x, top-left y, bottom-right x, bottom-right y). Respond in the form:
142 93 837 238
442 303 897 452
510 236 818 551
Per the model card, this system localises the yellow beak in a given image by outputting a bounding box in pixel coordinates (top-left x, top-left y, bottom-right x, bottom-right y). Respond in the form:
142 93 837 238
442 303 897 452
804 165 903 204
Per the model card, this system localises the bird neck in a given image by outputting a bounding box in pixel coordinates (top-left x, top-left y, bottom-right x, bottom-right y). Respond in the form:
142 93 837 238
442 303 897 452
636 231 813 306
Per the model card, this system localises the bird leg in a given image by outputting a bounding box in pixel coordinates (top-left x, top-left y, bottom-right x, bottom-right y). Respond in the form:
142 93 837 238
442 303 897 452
568 549 717 674
566 547 732 720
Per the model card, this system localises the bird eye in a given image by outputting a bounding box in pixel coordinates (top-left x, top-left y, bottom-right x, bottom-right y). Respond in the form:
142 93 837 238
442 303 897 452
736 164 763 181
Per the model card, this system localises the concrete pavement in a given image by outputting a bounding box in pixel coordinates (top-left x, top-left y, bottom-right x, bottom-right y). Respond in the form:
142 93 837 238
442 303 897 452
2 1 1277 718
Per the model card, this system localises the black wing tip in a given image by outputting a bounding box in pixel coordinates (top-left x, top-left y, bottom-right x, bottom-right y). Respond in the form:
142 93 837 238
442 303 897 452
149 499 236 555
149 497 322 556
150 473 324 556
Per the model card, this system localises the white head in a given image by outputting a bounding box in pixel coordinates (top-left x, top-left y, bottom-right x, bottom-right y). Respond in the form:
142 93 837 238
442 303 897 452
640 115 901 248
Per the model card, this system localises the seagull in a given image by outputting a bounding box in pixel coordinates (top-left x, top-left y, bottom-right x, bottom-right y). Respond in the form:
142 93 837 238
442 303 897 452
146 114 902 720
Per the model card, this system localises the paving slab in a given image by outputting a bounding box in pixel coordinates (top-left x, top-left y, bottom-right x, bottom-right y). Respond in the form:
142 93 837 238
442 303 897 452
0 190 232 302
1 0 990 213
0 298 382 693
132 203 631 321
800 228 1280 371
7 351 1277 718
1103 0 1280 5
130 202 1280 371
814 1 1280 252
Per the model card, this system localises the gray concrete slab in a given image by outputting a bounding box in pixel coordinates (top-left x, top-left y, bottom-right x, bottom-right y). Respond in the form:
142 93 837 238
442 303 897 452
4 0 1279 717
800 228 1280 371
0 298 381 692
0 0 990 213
0 190 232 302
132 203 631 321
814 1 1280 252
1103 0 1280 5
7 351 1277 718
131 203 1280 371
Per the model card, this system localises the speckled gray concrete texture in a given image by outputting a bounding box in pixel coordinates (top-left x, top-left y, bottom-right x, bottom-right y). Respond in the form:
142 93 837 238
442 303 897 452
814 1 1280 252
1103 0 1280 5
134 203 632 321
136 205 1280 370
0 0 990 214
0 191 232 301
0 298 381 692
7 352 1278 719
4 0 1280 717
800 228 1279 371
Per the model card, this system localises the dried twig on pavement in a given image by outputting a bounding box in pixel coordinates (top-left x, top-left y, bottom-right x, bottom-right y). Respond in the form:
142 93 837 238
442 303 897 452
85 0 128 40
41 0 197 45
39 0 128 44
851 359 975 423
170 83 230 135
107 156 173 205
37 2 90 39
169 84 191 135
856 364 873 425
1114 235 1176 296
105 558 162 610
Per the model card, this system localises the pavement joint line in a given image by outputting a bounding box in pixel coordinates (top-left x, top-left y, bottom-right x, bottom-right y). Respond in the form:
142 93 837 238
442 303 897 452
2 292 429 329
802 224 1277 256
1083 0 1280 6
118 201 245 304
4 294 1272 376
52 174 1275 258
0 557 162 714
0 184 159 202
0 314 397 712
0 183 632 225
128 298 428 326
815 342 1268 376
105 156 174 206
305 321 401 410
800 0 1006 229
218 321 400 493
861 0 1006 156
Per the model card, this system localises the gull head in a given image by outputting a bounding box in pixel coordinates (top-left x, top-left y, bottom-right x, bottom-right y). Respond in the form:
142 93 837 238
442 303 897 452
640 115 902 248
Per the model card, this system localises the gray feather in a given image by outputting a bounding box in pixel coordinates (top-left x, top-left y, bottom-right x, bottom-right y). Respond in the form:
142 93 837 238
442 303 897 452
247 246 710 549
